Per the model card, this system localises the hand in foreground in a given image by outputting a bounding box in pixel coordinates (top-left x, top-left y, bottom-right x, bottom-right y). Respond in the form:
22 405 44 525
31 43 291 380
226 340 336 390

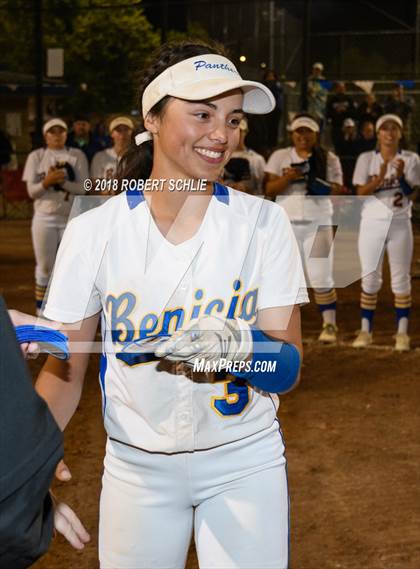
51 496 90 550
55 459 72 482
8 309 61 359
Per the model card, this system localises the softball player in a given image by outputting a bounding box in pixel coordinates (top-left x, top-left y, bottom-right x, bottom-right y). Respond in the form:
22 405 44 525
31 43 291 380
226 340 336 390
264 114 343 343
90 116 134 180
36 40 308 568
352 114 420 351
22 119 89 313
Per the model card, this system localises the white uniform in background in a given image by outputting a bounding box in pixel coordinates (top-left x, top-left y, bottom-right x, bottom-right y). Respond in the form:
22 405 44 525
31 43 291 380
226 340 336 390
353 149 420 296
22 146 88 311
90 147 119 180
224 148 266 194
265 146 343 289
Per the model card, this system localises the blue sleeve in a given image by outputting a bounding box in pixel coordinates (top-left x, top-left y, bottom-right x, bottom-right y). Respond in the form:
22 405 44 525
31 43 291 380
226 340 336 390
233 327 301 393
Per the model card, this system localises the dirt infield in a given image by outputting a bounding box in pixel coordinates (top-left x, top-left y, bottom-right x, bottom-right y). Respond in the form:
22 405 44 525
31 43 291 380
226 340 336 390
1 219 419 569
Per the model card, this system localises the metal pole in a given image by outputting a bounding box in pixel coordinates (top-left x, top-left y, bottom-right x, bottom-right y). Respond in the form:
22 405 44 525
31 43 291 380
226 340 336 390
415 0 420 76
269 0 275 69
161 0 168 44
34 0 43 147
301 0 311 110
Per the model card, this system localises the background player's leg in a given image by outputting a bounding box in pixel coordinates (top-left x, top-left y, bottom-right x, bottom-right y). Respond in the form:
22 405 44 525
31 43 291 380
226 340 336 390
31 213 62 314
353 218 386 347
302 223 337 343
386 218 413 351
194 424 289 569
99 440 193 569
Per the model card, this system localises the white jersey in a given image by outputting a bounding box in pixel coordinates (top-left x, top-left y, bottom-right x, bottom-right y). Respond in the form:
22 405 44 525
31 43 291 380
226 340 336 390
265 147 343 221
90 147 119 179
44 185 308 453
352 150 420 220
22 147 88 216
224 148 266 194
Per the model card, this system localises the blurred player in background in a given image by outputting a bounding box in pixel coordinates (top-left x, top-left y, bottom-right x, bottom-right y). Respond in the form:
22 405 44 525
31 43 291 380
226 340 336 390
90 116 134 181
223 118 266 194
22 119 89 313
265 113 343 343
352 114 420 351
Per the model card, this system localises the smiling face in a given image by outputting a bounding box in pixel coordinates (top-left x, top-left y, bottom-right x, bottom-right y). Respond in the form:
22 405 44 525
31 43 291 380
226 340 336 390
44 126 67 149
377 121 402 149
145 89 244 182
291 126 317 152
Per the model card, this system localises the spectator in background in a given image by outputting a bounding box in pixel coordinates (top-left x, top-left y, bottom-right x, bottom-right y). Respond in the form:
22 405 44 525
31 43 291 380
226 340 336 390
92 119 112 151
307 62 328 129
67 115 103 163
262 69 283 149
355 120 377 155
334 118 358 190
357 93 383 125
326 81 356 151
384 83 414 123
223 118 266 195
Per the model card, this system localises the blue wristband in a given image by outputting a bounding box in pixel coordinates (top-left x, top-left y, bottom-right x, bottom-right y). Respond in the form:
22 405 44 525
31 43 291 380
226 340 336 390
15 325 70 360
399 176 414 196
233 327 301 393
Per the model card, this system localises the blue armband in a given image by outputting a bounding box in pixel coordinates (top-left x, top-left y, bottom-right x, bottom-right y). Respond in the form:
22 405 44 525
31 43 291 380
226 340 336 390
399 176 414 196
307 178 331 196
15 325 70 360
233 327 301 393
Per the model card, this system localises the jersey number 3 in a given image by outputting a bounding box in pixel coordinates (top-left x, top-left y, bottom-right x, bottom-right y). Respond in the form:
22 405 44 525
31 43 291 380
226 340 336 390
211 380 250 416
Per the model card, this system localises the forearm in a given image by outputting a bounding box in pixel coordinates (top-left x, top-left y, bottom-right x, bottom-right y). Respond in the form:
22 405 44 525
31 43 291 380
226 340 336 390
264 175 292 198
62 180 87 195
36 364 84 430
27 181 47 200
356 178 382 195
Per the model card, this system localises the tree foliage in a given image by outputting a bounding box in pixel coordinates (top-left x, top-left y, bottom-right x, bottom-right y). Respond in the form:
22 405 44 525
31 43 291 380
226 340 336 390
0 0 160 113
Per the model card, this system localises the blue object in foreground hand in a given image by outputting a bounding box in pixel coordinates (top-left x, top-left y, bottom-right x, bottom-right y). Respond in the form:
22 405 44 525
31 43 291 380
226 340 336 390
15 325 70 360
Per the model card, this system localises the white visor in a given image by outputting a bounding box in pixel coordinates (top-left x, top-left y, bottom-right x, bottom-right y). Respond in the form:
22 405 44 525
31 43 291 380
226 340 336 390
376 113 403 132
109 116 134 133
141 54 275 118
289 116 319 133
43 118 68 134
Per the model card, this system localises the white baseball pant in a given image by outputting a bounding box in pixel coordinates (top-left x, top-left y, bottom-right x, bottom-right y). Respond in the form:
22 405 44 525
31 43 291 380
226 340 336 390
292 221 335 291
358 217 413 295
31 212 67 286
99 421 289 569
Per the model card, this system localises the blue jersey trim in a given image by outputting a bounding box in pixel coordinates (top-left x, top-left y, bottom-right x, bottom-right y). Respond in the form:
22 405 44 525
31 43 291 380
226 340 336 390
126 187 145 210
126 182 229 209
99 353 107 413
213 182 230 204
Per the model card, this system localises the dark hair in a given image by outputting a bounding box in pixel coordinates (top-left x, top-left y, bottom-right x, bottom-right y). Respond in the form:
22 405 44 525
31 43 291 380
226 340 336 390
118 39 228 182
291 112 328 180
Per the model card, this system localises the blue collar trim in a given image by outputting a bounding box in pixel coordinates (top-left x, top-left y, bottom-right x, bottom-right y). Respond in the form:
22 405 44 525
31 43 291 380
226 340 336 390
213 182 230 204
126 181 230 210
126 187 145 210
